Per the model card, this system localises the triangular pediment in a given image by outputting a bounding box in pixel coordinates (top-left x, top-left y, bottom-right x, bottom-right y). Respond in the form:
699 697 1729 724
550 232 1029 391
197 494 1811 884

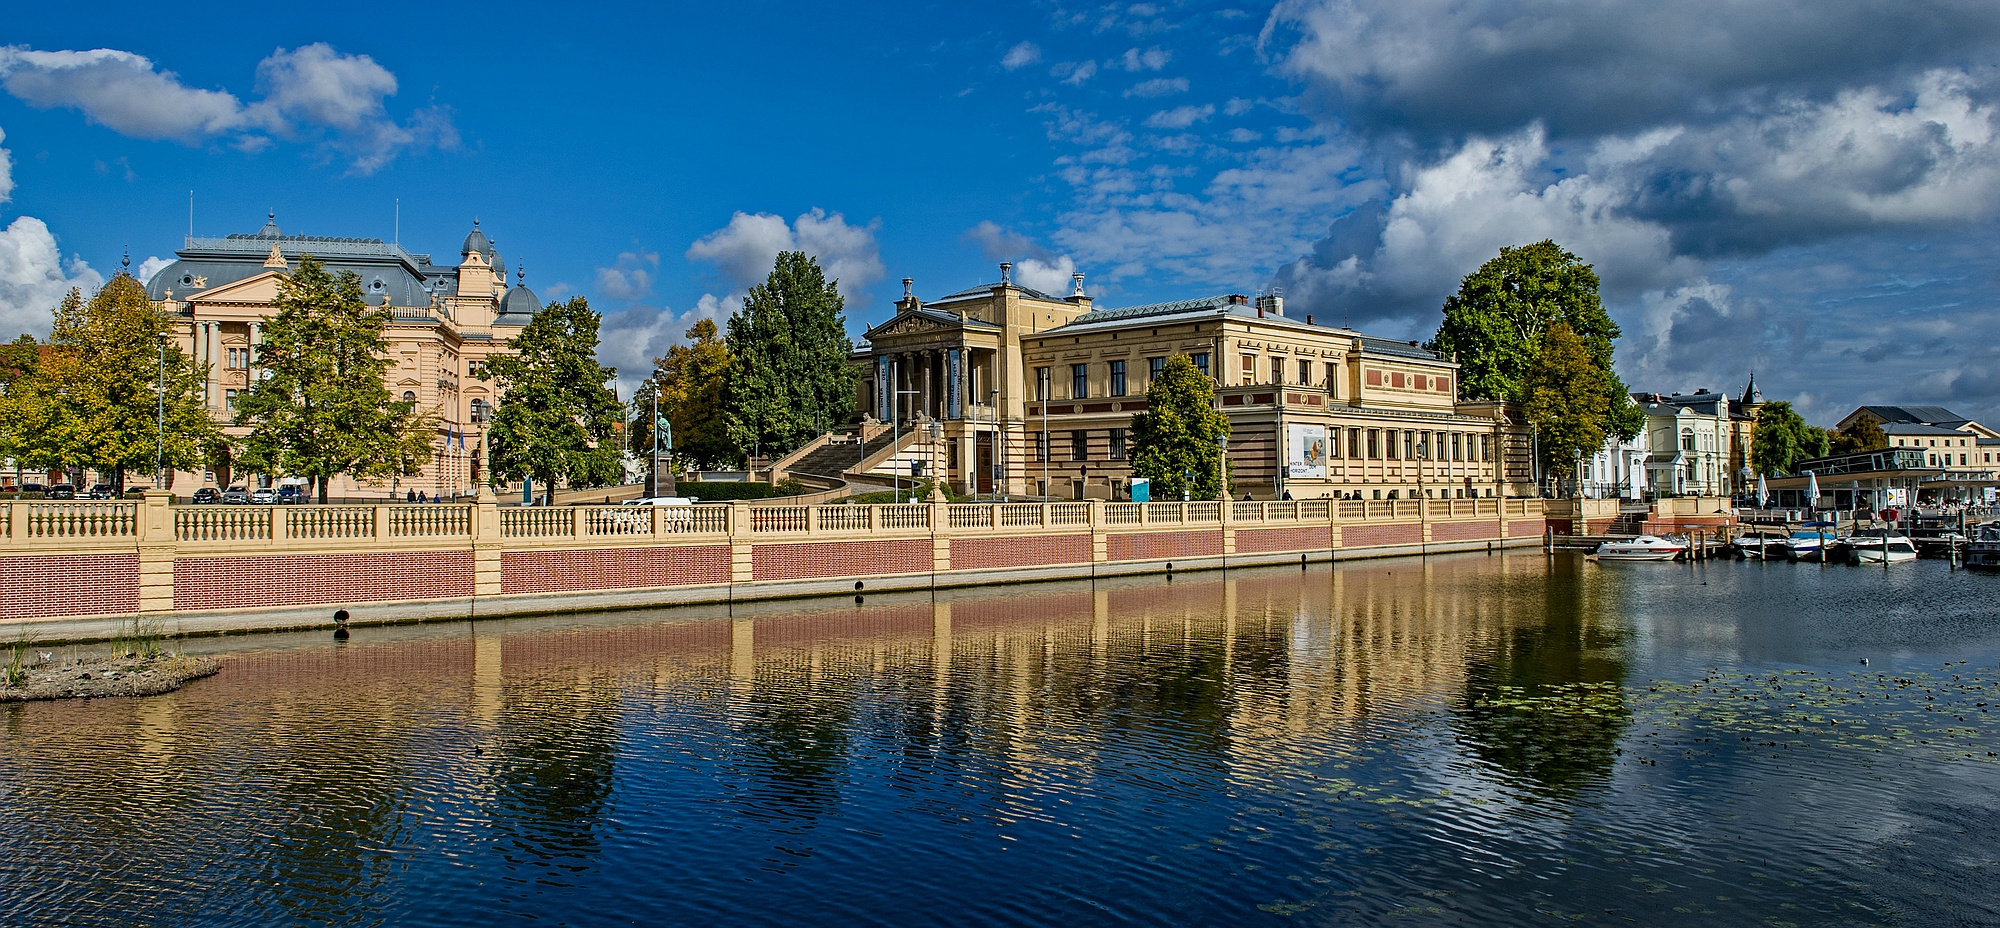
190 270 285 306
866 307 997 341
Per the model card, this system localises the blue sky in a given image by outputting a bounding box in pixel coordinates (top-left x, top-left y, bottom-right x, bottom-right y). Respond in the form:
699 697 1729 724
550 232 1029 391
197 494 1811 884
4 2 2000 426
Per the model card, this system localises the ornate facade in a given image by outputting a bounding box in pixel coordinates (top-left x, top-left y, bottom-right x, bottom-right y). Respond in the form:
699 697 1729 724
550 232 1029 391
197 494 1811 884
146 215 541 498
857 266 1536 500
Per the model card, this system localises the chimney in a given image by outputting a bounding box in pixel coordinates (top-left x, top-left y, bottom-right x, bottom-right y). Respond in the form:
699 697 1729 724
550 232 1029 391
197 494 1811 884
1255 291 1285 317
903 277 913 298
999 262 1012 285
1071 272 1086 297
1305 314 1314 326
1256 306 1264 318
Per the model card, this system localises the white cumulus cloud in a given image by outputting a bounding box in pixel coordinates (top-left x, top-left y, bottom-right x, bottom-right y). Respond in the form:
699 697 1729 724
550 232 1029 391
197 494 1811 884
1001 42 1042 70
0 216 103 340
686 207 883 302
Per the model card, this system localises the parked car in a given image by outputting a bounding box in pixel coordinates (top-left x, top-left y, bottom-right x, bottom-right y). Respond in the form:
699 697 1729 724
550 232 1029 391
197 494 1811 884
46 484 76 500
221 486 250 504
19 483 45 496
191 488 221 504
276 485 307 504
621 496 695 507
87 484 115 499
249 487 278 504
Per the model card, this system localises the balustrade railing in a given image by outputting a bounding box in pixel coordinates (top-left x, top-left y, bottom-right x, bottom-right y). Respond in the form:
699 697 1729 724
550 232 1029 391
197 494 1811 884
1187 501 1221 523
1103 503 1141 526
585 507 652 537
287 506 375 540
27 502 137 539
880 505 929 530
1338 500 1366 520
176 507 271 542
817 506 872 532
390 505 471 538
1050 503 1090 526
946 505 993 529
998 504 1043 528
502 507 572 539
751 507 809 533
1144 502 1184 524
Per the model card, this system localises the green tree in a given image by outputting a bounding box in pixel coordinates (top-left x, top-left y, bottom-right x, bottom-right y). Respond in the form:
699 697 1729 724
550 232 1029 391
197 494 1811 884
1521 322 1611 494
1129 354 1231 500
1828 418 1885 454
648 317 735 469
0 334 39 388
483 296 623 500
723 252 858 460
236 256 432 503
1748 400 1824 476
0 276 221 493
1429 240 1641 439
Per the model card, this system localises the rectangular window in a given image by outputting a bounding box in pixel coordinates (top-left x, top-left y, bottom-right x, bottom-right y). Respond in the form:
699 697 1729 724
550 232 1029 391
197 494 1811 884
225 388 238 411
1111 428 1127 461
1452 433 1462 461
1367 429 1379 459
1110 360 1127 397
1479 435 1490 462
1035 367 1050 402
1298 360 1312 386
1071 364 1089 399
1348 428 1361 458
1190 353 1209 376
1325 362 1338 391
1242 354 1257 385
1404 431 1415 460
1071 430 1089 462
1271 357 1285 385
1386 429 1399 459
1149 356 1166 383
1036 431 1049 461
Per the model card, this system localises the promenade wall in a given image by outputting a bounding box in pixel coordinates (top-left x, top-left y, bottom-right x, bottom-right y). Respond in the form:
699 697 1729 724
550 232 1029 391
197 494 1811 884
0 493 1546 642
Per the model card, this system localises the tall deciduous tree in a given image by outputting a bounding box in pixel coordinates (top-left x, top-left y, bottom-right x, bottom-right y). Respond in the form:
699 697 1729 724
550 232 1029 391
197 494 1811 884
1522 322 1612 494
1129 354 1231 500
483 296 623 500
1748 401 1825 476
1829 418 1886 454
236 256 432 503
1 275 221 492
1429 240 1642 439
648 318 735 469
723 252 858 460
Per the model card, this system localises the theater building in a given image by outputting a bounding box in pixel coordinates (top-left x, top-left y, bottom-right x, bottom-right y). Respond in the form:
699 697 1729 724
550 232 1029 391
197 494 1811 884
857 266 1535 500
145 214 541 498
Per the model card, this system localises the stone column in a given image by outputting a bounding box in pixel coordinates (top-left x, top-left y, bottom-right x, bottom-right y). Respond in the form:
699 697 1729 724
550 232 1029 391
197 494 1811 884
136 490 176 615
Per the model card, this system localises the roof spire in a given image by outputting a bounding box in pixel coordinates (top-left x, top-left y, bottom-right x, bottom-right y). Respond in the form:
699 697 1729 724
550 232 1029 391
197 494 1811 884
121 249 131 272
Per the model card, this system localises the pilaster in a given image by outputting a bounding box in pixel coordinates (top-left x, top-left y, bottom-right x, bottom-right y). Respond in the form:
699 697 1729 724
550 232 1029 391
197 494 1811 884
471 495 503 597
135 490 176 614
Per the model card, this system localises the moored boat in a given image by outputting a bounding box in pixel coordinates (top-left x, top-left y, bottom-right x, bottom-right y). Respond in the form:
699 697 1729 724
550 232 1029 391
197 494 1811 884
1734 530 1790 559
1965 523 2000 571
1846 529 1918 564
1780 527 1837 561
1596 535 1687 561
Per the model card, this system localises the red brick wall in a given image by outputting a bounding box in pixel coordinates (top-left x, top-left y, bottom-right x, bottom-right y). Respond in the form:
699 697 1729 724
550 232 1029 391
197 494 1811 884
1340 523 1422 547
753 539 931 581
174 551 475 610
951 534 1091 571
1235 526 1331 554
1431 520 1501 542
501 546 731 595
1508 518 1548 537
0 554 139 619
1107 530 1223 562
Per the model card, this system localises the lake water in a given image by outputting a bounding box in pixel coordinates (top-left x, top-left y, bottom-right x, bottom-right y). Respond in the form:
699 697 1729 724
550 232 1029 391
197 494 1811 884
4 552 1999 926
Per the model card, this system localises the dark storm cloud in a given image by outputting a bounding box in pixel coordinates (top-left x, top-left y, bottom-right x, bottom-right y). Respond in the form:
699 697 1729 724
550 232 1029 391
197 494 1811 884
1269 0 2000 143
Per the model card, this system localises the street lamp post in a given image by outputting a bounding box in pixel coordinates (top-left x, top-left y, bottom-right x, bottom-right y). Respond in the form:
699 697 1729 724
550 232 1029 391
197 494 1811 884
155 335 167 490
895 386 920 503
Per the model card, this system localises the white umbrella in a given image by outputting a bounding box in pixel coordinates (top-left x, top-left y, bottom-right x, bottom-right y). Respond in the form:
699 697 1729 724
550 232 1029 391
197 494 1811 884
1806 471 1821 511
1756 473 1769 508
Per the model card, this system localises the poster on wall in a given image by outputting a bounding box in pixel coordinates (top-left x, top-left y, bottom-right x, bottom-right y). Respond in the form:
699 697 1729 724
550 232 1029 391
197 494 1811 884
1286 423 1328 480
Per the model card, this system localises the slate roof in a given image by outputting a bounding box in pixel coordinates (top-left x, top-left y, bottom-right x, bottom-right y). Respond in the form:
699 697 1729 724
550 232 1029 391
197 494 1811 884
929 282 1065 304
1882 423 1974 436
144 216 495 310
1857 405 1973 427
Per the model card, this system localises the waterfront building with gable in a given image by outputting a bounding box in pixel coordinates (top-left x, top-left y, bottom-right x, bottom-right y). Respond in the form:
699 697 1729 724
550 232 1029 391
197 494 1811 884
144 214 541 498
853 265 1537 500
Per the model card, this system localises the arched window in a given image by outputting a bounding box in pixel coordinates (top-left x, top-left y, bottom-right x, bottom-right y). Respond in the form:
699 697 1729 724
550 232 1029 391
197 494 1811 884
470 399 490 423
402 391 417 403
1681 428 1696 452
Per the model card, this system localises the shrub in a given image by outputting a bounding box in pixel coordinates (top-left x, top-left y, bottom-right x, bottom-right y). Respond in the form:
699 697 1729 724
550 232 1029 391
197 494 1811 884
679 481 774 502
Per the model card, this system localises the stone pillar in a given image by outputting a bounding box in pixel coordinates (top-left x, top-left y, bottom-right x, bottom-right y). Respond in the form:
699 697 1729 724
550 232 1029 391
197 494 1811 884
135 490 176 615
728 501 754 584
472 493 502 600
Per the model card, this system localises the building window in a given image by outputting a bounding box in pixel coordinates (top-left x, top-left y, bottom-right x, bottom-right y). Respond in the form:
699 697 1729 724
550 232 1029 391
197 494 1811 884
226 347 249 369
1111 428 1127 461
1347 428 1361 458
1386 429 1400 459
1404 431 1416 460
470 399 490 423
1036 431 1049 461
1271 357 1284 385
403 391 417 403
1452 433 1462 461
1110 360 1127 397
1149 356 1166 383
1325 362 1339 391
1682 428 1696 452
1071 364 1089 399
1071 430 1089 462
1035 367 1050 402
1367 429 1379 458
1298 360 1312 386
1241 354 1257 385
225 389 238 411
1190 353 1209 376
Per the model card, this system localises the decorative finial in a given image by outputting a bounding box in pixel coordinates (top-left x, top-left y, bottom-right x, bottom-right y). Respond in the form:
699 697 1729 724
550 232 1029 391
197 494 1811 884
903 277 913 298
517 266 525 285
121 249 131 271
268 209 274 221
999 262 1012 285
1072 272 1085 297
473 217 480 228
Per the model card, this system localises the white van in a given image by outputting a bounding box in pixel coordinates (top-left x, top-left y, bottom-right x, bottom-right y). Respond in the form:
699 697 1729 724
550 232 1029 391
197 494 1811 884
622 496 694 507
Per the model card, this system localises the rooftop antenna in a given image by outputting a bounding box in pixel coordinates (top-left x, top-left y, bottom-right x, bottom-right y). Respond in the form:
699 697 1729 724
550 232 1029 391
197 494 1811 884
187 190 194 239
395 198 400 246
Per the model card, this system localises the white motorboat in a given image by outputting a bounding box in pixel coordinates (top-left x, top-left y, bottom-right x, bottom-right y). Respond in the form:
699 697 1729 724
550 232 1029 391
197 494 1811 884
1734 531 1790 559
1781 528 1836 561
1596 535 1687 561
1845 529 1917 564
1967 523 2000 571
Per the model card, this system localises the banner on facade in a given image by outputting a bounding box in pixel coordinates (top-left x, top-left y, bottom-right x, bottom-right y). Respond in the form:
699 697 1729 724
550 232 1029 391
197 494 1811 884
876 357 889 421
948 349 962 420
1286 423 1328 480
